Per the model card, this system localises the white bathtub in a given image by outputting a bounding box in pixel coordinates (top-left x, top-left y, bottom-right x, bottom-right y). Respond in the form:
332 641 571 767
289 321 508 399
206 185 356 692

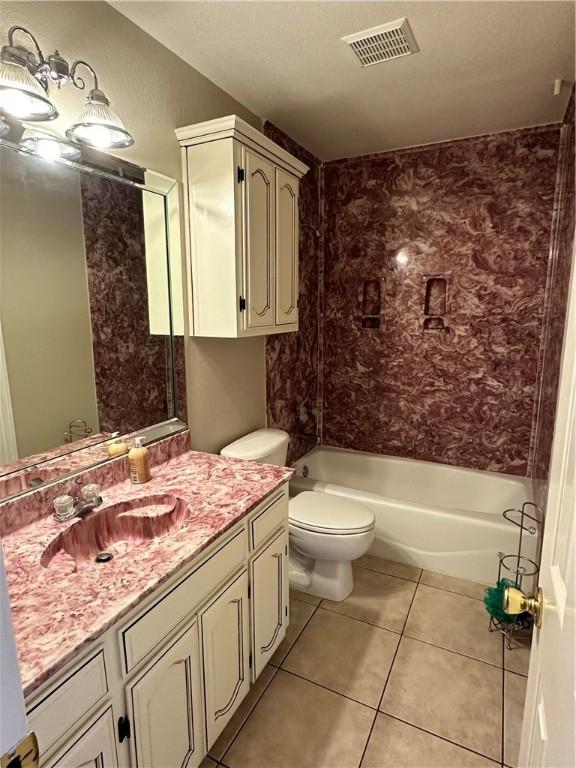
291 446 537 584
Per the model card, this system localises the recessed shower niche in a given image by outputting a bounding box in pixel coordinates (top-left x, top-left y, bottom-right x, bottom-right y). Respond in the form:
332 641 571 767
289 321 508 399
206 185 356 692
358 278 386 330
422 275 451 332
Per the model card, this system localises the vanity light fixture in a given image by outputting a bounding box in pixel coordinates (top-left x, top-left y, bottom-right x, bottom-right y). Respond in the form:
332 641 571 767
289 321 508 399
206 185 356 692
66 61 133 149
0 27 58 120
20 125 81 161
0 25 134 149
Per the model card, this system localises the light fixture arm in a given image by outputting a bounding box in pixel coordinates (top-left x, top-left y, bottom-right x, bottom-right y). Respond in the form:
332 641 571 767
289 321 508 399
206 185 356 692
69 60 99 93
7 25 46 69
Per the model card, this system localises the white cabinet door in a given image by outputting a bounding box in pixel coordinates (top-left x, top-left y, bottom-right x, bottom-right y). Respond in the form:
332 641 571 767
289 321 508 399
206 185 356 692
275 169 299 327
48 709 118 768
242 148 275 329
200 570 250 749
250 529 289 679
127 622 204 768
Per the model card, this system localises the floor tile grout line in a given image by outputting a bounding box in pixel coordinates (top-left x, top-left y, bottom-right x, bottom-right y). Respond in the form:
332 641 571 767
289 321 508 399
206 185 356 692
417 584 487 602
279 665 379 711
358 568 424 768
290 592 322 608
358 636 403 767
379 711 503 766
354 563 422 584
317 603 405 634
504 668 529 679
400 567 423 636
292 576 486 605
357 709 380 768
272 594 322 666
219 599 323 764
352 564 488 602
401 631 506 670
376 568 421 712
211 665 279 762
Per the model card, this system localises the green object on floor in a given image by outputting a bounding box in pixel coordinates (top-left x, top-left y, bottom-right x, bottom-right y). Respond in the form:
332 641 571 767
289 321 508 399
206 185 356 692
483 578 518 623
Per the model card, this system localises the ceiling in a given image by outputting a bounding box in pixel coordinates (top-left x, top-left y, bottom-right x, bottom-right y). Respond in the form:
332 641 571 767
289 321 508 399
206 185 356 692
112 1 575 161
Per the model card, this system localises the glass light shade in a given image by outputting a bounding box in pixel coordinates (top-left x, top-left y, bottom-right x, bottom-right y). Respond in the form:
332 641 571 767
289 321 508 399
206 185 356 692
0 115 8 137
66 91 133 149
20 126 81 161
0 59 58 120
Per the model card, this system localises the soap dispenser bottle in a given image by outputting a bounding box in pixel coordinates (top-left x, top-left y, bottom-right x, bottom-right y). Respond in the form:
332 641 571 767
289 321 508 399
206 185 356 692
128 437 151 484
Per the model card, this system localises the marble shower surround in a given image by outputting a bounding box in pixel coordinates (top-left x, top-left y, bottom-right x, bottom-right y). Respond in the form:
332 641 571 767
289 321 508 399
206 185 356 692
531 88 575 500
322 126 561 475
264 123 573 475
263 123 323 465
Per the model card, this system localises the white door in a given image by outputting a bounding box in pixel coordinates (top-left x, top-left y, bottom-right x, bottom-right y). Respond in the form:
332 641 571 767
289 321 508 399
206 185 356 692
520 244 576 768
200 570 250 749
242 148 275 329
127 622 204 768
275 169 299 326
48 709 118 768
250 529 289 679
0 546 27 758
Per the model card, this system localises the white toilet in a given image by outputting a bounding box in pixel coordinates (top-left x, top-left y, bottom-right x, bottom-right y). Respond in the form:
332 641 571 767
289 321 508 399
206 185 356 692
221 428 375 601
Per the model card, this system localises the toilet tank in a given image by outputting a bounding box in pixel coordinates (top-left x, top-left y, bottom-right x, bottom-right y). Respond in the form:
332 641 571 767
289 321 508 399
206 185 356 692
220 428 289 466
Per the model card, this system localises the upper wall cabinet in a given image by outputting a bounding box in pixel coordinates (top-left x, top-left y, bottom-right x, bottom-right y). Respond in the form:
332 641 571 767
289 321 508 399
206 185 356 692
176 116 308 337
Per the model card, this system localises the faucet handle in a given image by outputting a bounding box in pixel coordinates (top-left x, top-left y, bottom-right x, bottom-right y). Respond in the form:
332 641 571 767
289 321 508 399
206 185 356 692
53 495 74 522
81 483 101 501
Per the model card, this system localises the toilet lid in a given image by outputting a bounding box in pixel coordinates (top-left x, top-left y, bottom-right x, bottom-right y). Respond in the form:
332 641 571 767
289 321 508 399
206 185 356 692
289 492 374 535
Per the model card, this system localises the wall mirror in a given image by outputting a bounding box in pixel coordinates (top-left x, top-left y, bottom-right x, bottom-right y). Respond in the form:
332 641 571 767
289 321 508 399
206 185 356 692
0 125 186 501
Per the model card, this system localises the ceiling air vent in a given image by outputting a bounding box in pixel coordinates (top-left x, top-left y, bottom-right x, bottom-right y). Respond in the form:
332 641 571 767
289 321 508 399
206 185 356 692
342 18 419 67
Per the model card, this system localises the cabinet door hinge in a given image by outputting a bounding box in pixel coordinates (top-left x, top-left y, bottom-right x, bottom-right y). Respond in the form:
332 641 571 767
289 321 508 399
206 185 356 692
248 583 251 599
248 652 253 670
237 166 245 183
285 545 288 556
239 296 246 311
118 715 131 743
285 605 288 617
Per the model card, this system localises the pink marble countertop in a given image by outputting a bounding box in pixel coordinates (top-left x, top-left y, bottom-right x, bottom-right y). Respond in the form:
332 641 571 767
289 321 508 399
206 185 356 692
1 449 293 697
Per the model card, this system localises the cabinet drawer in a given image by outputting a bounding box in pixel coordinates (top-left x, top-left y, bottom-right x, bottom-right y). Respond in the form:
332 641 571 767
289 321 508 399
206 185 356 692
249 487 288 550
28 651 108 758
121 529 247 672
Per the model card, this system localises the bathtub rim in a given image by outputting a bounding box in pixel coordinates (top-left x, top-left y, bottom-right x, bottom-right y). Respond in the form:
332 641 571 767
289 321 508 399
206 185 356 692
292 444 534 491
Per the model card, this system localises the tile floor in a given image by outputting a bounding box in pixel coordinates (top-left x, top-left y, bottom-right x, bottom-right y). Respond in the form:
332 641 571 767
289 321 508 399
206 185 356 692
205 556 530 768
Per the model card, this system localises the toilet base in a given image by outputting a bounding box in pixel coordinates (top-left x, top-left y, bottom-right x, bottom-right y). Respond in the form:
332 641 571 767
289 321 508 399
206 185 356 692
289 555 354 602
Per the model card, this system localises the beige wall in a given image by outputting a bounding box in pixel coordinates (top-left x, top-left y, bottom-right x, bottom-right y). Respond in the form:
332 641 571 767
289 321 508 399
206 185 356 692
1 1 267 453
0 149 100 457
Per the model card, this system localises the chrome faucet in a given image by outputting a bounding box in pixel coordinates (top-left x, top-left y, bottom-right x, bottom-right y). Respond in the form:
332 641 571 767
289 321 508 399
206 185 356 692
53 483 103 523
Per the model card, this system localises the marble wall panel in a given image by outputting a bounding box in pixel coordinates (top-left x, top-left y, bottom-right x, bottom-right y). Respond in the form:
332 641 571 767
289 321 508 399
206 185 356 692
531 89 575 506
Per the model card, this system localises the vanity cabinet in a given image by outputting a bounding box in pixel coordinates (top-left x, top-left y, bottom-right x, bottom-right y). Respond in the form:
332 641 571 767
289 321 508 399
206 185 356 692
47 709 118 768
200 571 251 748
176 115 308 338
250 529 289 679
26 482 289 768
126 622 204 768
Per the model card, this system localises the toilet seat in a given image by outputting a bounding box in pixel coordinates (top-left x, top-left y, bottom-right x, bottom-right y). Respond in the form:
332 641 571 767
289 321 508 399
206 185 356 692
289 491 374 535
